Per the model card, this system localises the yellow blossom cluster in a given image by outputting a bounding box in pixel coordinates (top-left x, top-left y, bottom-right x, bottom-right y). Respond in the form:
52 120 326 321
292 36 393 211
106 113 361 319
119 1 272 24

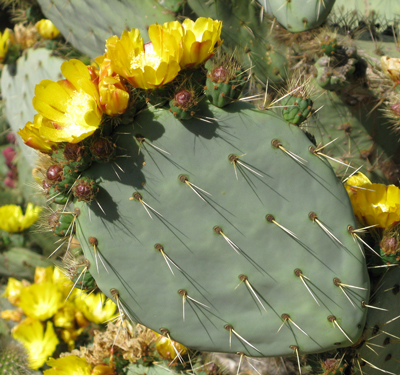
17 18 222 152
1 266 117 370
346 172 400 229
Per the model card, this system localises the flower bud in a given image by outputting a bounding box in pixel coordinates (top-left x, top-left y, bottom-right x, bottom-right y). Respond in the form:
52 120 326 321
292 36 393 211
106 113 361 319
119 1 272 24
381 56 400 83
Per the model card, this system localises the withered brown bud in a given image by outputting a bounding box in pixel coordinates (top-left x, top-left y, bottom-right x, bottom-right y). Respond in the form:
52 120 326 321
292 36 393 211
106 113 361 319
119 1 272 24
211 66 229 83
46 164 63 181
174 90 192 107
380 236 398 256
48 212 60 230
64 142 83 161
90 138 115 160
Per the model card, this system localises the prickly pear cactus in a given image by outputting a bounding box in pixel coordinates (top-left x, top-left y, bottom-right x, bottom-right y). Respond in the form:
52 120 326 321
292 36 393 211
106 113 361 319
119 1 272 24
262 0 336 32
69 98 369 356
1 48 65 165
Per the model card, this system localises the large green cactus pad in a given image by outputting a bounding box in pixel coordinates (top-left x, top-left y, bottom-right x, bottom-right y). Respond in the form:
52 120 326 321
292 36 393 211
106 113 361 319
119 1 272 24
36 0 176 59
74 101 369 357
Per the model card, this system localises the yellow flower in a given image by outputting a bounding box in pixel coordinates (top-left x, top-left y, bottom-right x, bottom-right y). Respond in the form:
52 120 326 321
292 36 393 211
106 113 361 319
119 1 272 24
0 28 10 63
95 55 130 115
1 277 25 305
18 114 58 152
0 203 41 232
381 56 400 84
53 303 76 329
92 364 116 375
179 18 222 68
106 28 181 89
154 332 188 360
35 19 61 39
346 173 400 228
75 292 117 324
31 59 102 143
12 318 59 370
19 282 62 321
34 266 54 284
60 326 85 351
44 355 92 375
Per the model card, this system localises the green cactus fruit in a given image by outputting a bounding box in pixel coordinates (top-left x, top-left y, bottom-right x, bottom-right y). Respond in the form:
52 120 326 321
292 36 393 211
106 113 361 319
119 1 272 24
281 95 313 125
47 185 70 205
52 142 92 172
205 58 246 108
262 0 336 32
48 210 77 237
68 98 369 357
72 176 99 202
321 38 338 56
169 89 198 120
0 336 32 375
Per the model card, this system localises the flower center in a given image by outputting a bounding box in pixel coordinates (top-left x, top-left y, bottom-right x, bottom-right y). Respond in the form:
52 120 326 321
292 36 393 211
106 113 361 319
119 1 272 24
130 51 162 71
64 91 94 126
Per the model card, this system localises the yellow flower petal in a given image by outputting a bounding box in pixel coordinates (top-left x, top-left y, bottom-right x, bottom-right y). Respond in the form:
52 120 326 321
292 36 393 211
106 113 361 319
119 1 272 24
0 29 11 63
53 303 76 329
106 28 180 89
34 266 54 284
75 292 117 324
347 179 400 228
35 19 60 39
381 56 400 83
13 319 59 370
19 282 62 320
44 355 92 375
18 114 58 153
1 277 25 305
0 203 41 233
180 18 222 68
30 59 102 143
